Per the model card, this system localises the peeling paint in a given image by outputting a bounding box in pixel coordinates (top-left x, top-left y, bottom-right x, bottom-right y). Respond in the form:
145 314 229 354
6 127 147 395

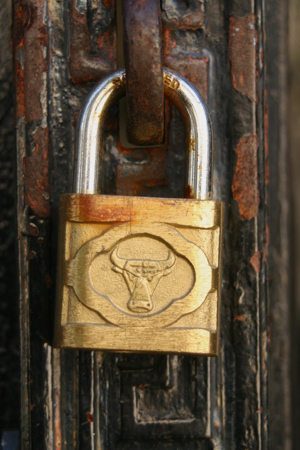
26 222 39 237
234 315 245 322
86 411 94 423
229 15 257 102
23 1 48 123
250 250 261 273
232 135 259 220
184 184 195 199
70 0 116 83
162 9 205 30
14 1 50 219
24 127 50 217
163 29 177 57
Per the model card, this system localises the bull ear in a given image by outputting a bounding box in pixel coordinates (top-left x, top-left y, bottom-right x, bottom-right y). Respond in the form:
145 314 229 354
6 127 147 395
111 246 126 270
161 250 176 272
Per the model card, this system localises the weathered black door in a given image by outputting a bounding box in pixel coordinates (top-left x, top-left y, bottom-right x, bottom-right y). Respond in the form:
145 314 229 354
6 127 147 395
2 0 294 448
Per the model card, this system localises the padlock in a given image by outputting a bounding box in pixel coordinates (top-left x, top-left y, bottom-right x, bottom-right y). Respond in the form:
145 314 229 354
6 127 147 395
54 68 224 355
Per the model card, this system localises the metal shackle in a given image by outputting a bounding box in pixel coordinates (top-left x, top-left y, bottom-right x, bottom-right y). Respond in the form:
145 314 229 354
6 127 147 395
74 68 213 200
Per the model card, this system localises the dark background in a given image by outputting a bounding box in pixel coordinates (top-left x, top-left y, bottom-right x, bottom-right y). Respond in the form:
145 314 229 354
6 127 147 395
0 0 20 444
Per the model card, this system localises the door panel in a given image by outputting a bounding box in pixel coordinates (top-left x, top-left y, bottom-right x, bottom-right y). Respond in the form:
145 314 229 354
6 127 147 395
12 0 292 449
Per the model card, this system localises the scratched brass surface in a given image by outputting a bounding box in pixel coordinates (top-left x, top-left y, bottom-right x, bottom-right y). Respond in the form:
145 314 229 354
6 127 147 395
54 194 224 355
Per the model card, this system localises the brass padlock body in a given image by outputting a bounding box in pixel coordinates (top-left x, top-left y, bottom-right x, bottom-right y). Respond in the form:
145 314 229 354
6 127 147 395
54 69 224 355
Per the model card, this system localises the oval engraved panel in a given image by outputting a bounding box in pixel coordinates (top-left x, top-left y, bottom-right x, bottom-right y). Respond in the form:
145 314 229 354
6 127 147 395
89 235 195 317
68 223 212 328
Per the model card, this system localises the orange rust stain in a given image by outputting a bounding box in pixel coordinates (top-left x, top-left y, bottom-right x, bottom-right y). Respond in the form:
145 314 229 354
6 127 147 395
80 206 129 223
86 411 94 423
13 3 31 120
263 246 268 265
96 28 116 63
15 60 25 118
116 140 138 155
103 0 114 8
214 420 221 433
229 14 257 103
265 158 269 187
75 196 133 223
163 29 177 56
184 184 195 199
13 4 31 49
232 135 259 220
165 55 208 101
70 2 92 83
164 10 205 31
250 250 261 273
190 138 196 152
22 0 48 123
177 10 205 30
234 315 245 322
54 389 62 450
26 222 39 237
70 0 116 83
24 127 50 218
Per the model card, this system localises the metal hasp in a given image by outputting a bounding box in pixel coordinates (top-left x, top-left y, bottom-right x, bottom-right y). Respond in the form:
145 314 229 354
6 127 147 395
55 69 223 355
122 0 164 145
75 68 212 199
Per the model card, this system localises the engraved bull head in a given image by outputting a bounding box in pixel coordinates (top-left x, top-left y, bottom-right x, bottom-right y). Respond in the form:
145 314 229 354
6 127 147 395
111 246 176 313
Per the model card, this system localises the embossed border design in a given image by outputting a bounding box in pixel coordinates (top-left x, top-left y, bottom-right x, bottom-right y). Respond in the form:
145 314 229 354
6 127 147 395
65 223 213 328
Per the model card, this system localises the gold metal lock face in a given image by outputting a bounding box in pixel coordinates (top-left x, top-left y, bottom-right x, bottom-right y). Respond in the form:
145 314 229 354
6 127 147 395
54 69 224 355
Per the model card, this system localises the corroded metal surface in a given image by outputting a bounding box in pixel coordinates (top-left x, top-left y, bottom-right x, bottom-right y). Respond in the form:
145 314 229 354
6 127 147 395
14 0 50 218
123 0 164 145
232 135 259 220
229 14 257 103
12 0 293 449
70 0 116 83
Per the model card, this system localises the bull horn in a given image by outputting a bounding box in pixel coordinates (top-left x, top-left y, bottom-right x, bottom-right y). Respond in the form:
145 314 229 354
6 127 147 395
110 246 127 269
161 250 176 270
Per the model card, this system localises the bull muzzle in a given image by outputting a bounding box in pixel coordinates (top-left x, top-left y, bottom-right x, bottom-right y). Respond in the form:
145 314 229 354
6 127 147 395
111 246 176 314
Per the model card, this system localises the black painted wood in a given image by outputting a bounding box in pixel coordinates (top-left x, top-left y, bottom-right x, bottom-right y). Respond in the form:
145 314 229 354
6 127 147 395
11 0 294 449
0 1 20 441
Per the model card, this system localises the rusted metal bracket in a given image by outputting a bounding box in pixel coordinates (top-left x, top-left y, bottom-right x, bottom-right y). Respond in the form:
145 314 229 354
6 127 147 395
161 1 205 30
122 0 164 145
70 0 117 83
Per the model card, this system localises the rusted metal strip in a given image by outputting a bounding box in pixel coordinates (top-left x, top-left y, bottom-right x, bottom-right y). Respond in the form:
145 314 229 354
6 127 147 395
70 0 116 83
229 14 257 103
122 0 164 145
